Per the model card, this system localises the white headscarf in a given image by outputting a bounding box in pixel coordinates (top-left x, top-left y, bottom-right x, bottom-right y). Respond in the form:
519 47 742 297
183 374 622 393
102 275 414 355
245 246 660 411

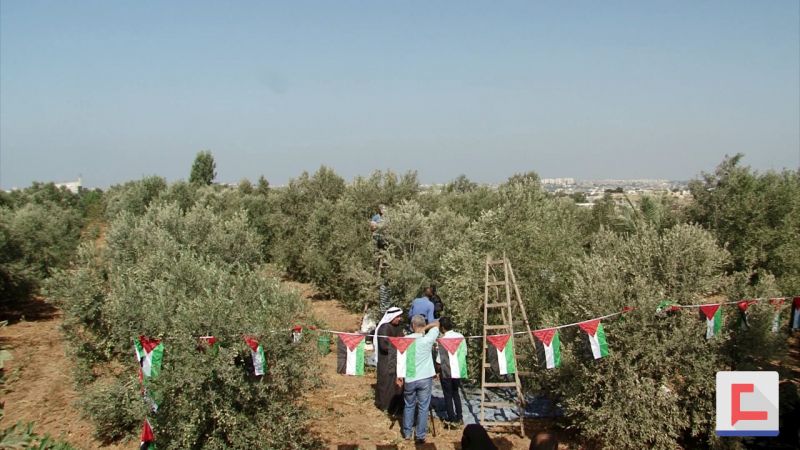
373 307 402 362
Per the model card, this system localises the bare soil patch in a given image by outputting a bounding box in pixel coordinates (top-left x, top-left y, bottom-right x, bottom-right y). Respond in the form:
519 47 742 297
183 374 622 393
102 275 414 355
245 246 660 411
290 282 557 450
0 298 129 449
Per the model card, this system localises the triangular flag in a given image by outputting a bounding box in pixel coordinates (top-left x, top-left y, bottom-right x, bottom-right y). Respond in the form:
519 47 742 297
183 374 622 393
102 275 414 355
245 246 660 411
656 300 681 314
737 301 755 329
389 337 417 379
533 328 561 369
336 333 365 376
700 304 722 339
292 325 303 343
140 419 155 450
244 336 266 376
578 319 609 359
199 336 219 355
486 334 516 375
437 337 467 379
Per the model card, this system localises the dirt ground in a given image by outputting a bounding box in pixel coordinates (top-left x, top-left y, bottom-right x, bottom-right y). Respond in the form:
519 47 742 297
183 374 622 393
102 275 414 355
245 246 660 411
286 282 563 450
0 296 129 449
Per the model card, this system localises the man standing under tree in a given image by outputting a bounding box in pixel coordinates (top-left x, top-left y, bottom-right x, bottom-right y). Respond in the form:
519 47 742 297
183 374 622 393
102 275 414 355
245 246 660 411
373 307 404 415
430 284 444 319
401 315 439 444
408 286 436 325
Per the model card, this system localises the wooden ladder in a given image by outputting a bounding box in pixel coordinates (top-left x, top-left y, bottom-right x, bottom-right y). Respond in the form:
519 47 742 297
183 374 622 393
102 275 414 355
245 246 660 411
480 254 536 435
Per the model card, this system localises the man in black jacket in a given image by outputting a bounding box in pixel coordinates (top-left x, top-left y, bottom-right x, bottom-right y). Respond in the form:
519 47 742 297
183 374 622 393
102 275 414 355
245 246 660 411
430 284 444 319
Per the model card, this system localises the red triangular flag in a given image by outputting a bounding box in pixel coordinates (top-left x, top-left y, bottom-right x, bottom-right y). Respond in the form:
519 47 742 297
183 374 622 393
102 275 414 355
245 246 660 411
700 304 721 319
769 298 784 309
486 334 511 351
243 336 260 352
199 336 216 347
140 419 154 445
139 336 161 353
737 301 755 312
388 336 415 354
533 328 557 346
578 319 601 336
437 337 464 355
337 333 365 351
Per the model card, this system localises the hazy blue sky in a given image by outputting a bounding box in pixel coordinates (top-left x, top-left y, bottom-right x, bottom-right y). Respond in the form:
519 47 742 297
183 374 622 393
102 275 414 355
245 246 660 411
1 1 798 188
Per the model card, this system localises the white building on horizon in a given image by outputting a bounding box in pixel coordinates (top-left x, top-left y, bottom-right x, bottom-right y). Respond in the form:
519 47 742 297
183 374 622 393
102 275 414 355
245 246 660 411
55 177 82 194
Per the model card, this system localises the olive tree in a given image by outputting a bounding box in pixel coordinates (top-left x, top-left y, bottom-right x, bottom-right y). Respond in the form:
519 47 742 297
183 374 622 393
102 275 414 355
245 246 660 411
547 225 739 449
47 202 322 449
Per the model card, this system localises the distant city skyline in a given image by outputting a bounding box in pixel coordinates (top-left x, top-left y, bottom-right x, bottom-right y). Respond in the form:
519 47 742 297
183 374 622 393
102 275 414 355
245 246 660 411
2 1 798 189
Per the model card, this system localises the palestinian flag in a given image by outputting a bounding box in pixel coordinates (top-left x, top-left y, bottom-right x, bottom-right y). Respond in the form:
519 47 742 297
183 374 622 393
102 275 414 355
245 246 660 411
134 336 164 380
389 336 417 379
769 298 784 333
656 300 681 315
578 319 609 360
336 333 365 376
437 337 467 379
792 296 800 331
737 301 754 330
244 336 266 376
486 334 516 375
199 336 219 355
292 326 303 344
140 419 155 450
700 304 723 339
532 328 561 369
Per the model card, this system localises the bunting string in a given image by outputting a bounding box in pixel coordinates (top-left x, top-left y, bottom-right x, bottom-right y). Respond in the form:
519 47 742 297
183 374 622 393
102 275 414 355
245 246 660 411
135 296 797 341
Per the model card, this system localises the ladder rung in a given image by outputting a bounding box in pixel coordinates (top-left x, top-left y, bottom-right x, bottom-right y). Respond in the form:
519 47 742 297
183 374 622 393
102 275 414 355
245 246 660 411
485 302 509 308
488 259 506 265
484 325 511 330
486 281 506 286
482 401 518 408
483 382 518 387
517 371 533 377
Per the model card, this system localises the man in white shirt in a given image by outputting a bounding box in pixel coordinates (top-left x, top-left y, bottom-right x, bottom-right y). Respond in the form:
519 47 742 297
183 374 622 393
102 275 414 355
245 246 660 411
401 314 440 444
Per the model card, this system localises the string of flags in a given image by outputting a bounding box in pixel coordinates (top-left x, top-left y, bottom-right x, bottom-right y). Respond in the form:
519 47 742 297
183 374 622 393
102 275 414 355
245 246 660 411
134 336 162 450
131 295 800 446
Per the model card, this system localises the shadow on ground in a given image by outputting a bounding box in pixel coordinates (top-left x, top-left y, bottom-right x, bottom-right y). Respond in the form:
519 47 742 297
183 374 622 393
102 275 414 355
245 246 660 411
0 296 59 324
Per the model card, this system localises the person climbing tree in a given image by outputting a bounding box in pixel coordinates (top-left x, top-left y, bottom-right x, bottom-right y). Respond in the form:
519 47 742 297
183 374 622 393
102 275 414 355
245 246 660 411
370 206 387 250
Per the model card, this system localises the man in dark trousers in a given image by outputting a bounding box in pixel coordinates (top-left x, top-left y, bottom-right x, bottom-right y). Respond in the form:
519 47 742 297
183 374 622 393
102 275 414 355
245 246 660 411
430 284 444 319
373 307 404 415
436 316 465 427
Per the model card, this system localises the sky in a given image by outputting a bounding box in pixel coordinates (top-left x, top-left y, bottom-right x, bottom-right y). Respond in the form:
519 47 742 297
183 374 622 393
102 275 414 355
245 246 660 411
1 1 798 188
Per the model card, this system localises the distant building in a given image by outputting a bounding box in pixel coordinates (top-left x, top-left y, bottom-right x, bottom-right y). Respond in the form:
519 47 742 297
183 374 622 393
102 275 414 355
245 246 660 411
55 177 82 194
540 177 576 186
